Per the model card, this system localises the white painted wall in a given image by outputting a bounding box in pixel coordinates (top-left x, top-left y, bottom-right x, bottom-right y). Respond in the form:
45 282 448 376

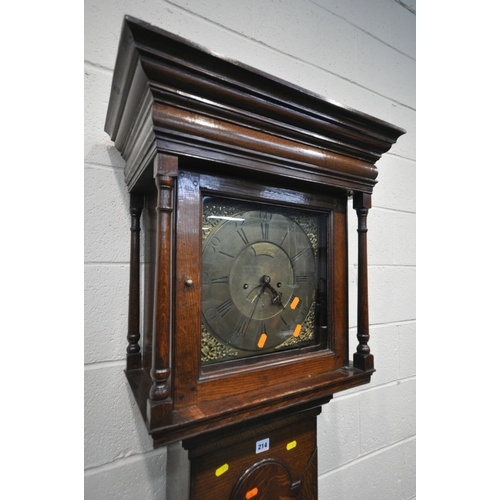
84 1 416 499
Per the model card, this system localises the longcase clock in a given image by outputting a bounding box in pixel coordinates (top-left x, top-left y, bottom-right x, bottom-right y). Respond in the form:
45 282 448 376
105 16 405 499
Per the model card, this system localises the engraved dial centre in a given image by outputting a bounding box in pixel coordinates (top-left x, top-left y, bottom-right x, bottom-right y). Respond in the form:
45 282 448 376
229 243 294 320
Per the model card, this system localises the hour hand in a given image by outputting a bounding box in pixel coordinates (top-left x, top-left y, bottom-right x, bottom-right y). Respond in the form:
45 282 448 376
266 284 282 304
261 277 283 307
247 275 282 307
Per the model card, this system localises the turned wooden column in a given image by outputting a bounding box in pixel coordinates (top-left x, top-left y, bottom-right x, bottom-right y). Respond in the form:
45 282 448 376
148 153 178 427
127 193 144 370
353 192 374 371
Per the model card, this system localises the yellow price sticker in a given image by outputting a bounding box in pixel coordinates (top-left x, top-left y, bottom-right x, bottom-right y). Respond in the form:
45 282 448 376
215 463 229 477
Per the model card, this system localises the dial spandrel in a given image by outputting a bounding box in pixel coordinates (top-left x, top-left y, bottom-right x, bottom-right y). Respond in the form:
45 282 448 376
201 197 327 364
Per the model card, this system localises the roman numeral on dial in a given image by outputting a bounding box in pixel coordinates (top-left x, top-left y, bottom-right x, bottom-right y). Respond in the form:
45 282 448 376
261 222 269 240
236 314 250 335
237 228 249 244
217 299 234 317
291 249 307 262
211 276 229 284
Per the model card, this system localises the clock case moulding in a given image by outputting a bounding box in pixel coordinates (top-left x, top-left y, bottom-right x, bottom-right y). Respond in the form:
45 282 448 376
104 16 405 448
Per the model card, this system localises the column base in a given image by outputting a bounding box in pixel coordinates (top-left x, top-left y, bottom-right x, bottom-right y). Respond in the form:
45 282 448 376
353 352 374 371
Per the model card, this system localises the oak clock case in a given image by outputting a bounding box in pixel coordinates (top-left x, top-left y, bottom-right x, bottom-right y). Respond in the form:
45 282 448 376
104 15 405 453
200 195 328 364
172 171 341 399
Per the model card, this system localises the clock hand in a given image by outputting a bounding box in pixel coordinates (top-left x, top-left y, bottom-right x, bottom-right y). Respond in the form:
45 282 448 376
261 276 284 307
265 284 283 305
247 277 268 321
246 284 264 302
235 283 265 337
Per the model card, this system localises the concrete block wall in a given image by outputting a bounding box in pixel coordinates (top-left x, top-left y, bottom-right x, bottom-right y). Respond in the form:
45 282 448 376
84 1 416 499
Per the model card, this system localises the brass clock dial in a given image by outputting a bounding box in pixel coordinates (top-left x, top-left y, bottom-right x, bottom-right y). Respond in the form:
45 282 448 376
201 197 326 362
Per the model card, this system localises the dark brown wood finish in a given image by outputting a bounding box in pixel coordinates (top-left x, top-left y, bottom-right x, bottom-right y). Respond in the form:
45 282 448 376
105 17 404 195
147 154 177 428
353 192 374 371
185 406 320 500
127 193 144 370
105 15 405 451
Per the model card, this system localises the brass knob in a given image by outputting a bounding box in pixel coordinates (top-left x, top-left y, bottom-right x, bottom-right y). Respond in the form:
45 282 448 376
185 279 194 287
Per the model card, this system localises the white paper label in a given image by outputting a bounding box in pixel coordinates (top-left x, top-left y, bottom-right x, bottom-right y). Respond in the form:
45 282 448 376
256 438 270 454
